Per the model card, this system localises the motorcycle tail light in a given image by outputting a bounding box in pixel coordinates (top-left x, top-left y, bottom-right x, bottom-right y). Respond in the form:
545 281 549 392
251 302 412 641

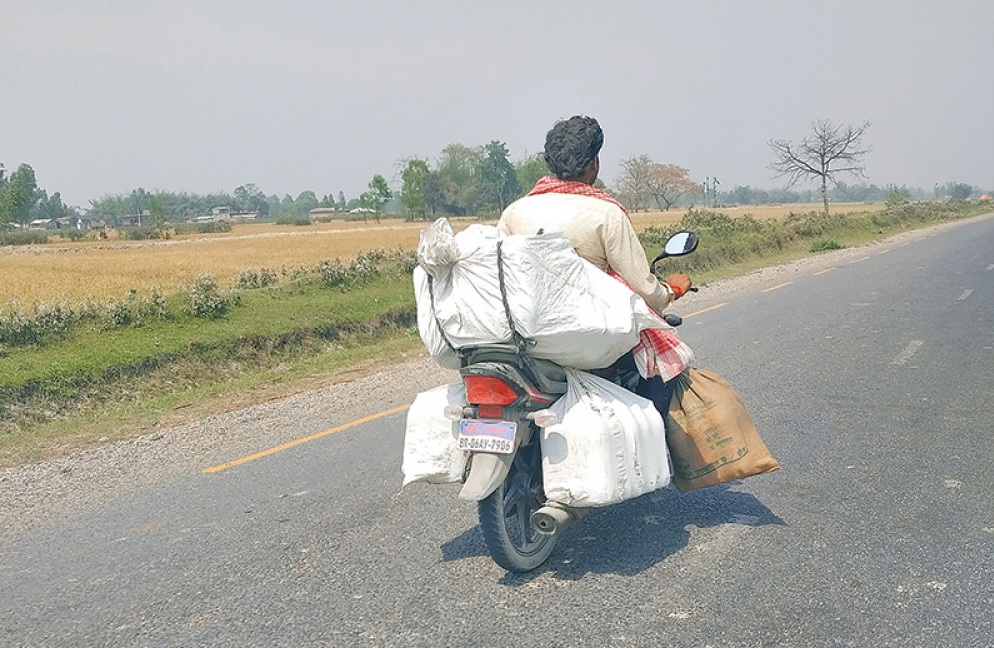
463 375 518 406
475 405 504 419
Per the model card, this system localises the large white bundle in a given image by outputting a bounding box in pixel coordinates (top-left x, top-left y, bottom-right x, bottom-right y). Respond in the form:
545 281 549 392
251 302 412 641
401 383 468 487
414 218 671 370
541 369 671 507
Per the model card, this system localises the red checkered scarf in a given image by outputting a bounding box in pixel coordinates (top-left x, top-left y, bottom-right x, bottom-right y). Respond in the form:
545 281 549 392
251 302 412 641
609 271 693 381
528 176 692 381
528 176 630 215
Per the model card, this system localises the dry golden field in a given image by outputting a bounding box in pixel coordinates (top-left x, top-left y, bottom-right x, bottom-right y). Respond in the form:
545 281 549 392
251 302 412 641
0 220 434 305
1 204 884 306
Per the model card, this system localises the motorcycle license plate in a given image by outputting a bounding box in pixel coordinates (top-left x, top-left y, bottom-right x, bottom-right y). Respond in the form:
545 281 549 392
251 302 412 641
458 419 516 454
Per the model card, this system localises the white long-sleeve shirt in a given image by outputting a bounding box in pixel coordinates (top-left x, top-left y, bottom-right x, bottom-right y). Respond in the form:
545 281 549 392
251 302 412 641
497 192 675 314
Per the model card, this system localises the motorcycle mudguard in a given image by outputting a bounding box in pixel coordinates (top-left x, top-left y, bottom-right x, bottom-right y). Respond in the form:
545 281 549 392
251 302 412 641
458 452 514 502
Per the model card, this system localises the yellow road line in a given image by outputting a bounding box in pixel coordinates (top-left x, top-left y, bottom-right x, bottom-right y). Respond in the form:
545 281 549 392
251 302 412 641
203 404 411 474
683 302 728 318
762 282 793 293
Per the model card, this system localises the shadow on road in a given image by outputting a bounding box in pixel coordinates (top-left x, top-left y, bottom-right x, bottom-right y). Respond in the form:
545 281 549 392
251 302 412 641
440 483 785 584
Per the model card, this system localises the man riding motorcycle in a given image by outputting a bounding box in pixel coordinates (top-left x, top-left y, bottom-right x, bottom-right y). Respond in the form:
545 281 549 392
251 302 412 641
497 114 693 413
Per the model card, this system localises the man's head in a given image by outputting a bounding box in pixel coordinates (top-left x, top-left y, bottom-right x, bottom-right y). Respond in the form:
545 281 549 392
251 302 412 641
544 115 603 184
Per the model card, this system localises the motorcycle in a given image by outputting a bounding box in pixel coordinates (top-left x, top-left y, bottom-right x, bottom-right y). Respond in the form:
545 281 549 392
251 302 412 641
443 230 700 572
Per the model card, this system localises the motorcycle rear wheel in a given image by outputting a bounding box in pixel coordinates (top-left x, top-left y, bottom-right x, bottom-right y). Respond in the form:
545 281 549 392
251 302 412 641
477 444 557 572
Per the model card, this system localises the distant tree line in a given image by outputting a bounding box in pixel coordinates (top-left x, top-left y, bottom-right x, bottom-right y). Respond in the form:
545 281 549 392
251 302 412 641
3 120 990 232
85 184 351 228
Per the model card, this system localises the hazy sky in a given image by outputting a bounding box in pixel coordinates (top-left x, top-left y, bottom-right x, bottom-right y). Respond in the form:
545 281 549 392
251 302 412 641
2 0 992 208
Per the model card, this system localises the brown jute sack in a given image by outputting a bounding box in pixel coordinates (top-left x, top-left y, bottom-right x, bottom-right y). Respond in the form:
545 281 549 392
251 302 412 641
665 368 779 492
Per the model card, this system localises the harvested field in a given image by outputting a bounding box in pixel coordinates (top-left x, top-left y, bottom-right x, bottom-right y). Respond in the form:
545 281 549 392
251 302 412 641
0 218 477 305
1 204 884 305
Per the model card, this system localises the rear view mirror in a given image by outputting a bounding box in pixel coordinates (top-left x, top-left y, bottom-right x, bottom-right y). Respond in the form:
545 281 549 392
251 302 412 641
651 230 699 270
663 231 699 257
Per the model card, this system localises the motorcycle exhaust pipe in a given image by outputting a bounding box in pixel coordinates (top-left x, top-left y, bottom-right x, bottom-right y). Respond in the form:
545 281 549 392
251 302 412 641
531 506 575 536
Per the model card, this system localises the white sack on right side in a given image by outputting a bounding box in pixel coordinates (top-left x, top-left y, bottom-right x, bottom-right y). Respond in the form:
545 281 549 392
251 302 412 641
541 369 671 508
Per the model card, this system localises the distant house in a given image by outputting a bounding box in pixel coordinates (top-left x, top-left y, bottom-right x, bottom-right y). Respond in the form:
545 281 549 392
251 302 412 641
211 206 232 222
196 206 258 223
56 216 92 230
30 216 92 230
119 211 149 228
309 207 340 222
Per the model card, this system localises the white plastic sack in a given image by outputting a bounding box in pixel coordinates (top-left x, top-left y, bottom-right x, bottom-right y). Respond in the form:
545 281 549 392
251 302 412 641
541 369 671 507
401 382 468 487
414 218 672 370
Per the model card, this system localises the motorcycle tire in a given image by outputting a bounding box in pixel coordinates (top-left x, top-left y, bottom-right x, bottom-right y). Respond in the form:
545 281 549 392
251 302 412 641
477 443 557 572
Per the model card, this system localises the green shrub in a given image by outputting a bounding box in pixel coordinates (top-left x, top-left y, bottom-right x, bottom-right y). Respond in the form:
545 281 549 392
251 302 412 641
121 226 161 241
187 274 239 319
282 264 313 283
318 259 350 288
0 229 50 246
886 187 912 207
317 249 387 290
810 239 845 252
235 267 279 289
57 229 87 242
173 221 232 235
275 216 312 226
0 301 77 347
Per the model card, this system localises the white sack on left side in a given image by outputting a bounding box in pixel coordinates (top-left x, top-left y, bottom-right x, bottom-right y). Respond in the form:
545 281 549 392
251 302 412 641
401 382 468 487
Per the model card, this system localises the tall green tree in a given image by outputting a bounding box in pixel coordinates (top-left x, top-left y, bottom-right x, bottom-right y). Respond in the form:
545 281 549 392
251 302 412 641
233 183 270 216
146 195 170 231
400 158 430 220
358 174 392 220
476 141 519 213
436 143 482 215
1 163 39 227
34 190 69 220
423 170 445 217
514 153 549 196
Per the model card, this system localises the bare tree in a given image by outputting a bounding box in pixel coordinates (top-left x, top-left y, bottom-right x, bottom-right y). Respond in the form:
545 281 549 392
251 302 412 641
616 155 654 211
769 119 871 214
646 163 701 210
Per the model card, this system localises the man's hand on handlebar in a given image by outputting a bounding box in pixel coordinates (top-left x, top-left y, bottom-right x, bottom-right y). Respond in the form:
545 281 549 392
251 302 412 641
666 273 692 299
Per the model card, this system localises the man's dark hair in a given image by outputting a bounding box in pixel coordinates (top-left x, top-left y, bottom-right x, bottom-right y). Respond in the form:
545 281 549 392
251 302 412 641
543 115 604 180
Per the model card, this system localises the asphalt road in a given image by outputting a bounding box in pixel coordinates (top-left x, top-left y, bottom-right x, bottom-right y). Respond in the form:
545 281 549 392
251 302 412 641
2 216 992 647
